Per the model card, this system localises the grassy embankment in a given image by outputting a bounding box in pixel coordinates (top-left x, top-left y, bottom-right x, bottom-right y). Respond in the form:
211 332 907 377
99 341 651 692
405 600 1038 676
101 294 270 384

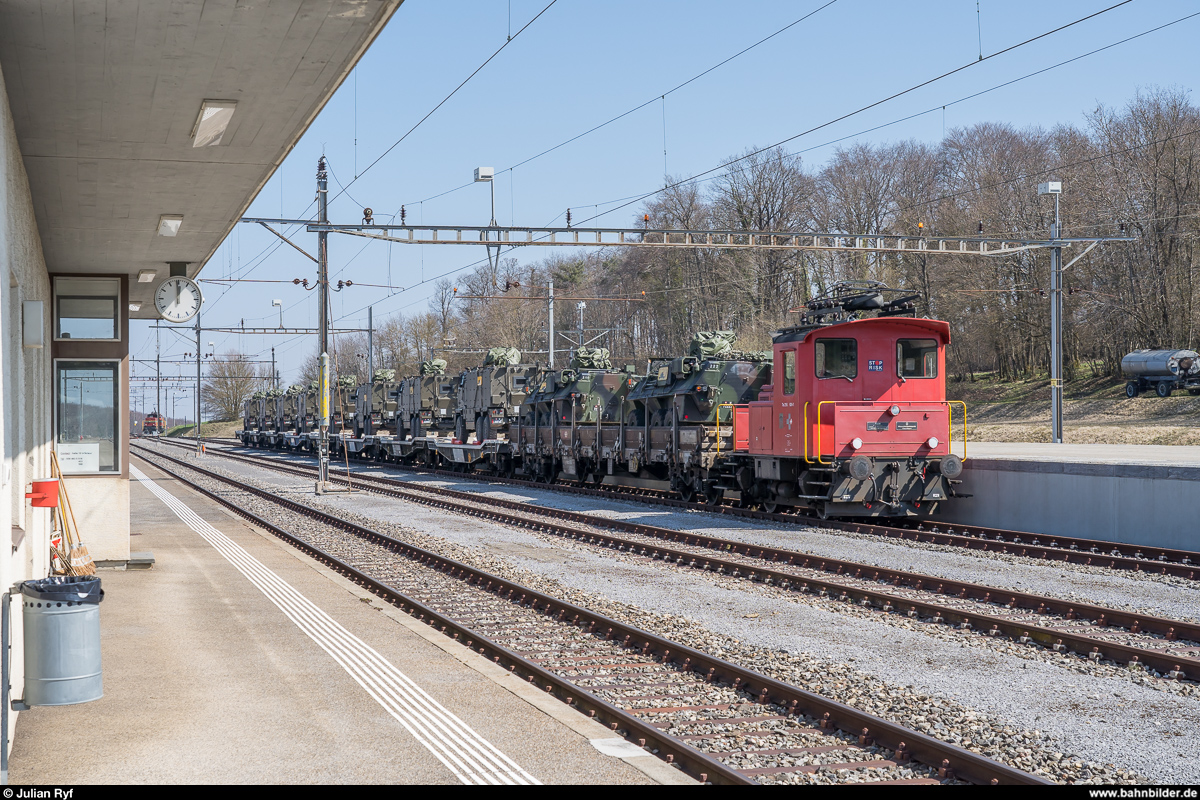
165 420 240 439
949 371 1200 445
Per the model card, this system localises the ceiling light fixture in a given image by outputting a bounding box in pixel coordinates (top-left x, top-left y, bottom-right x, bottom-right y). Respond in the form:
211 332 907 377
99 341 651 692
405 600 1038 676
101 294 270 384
191 100 237 147
157 215 184 237
137 269 158 283
129 302 142 312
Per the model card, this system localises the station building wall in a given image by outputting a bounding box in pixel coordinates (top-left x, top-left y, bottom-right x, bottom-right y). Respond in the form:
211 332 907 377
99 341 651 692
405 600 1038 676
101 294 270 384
0 57 52 757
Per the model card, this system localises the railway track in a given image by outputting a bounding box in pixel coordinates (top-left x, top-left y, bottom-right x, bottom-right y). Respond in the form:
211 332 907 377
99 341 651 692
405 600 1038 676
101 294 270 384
131 444 1049 786
141 438 1200 684
203 433 1200 581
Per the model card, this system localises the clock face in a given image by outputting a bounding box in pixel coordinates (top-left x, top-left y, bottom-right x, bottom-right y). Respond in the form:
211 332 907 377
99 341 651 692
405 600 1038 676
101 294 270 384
154 277 203 323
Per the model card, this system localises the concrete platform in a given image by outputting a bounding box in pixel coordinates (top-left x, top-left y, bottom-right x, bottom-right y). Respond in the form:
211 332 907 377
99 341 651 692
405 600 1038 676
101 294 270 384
9 458 688 785
939 442 1200 550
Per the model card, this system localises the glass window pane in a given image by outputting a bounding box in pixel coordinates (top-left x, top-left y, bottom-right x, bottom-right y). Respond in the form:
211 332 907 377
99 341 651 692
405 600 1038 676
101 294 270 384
55 361 119 473
55 278 119 340
815 339 857 379
783 351 796 394
897 339 939 378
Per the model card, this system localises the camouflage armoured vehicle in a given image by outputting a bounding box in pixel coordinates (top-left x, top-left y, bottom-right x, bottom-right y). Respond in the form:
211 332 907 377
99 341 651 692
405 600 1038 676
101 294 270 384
516 347 639 483
354 369 401 437
279 384 305 433
398 359 457 438
455 347 542 443
261 388 284 432
331 375 358 435
297 381 320 433
625 331 771 502
243 392 265 433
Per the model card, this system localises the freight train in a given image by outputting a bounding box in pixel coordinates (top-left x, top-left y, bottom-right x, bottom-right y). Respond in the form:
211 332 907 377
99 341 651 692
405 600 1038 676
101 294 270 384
238 282 966 519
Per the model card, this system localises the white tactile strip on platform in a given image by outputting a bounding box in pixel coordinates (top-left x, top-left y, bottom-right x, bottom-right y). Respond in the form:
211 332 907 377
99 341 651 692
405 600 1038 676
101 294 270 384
131 465 539 786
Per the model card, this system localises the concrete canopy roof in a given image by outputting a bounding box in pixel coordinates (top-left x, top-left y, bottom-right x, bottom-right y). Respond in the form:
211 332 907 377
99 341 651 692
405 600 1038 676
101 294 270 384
0 0 401 318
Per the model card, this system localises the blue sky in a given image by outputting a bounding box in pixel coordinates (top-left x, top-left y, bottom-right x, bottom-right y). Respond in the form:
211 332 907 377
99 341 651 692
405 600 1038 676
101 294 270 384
129 0 1200 412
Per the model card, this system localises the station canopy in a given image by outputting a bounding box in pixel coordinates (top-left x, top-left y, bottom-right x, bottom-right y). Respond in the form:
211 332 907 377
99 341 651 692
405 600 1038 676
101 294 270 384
0 0 400 317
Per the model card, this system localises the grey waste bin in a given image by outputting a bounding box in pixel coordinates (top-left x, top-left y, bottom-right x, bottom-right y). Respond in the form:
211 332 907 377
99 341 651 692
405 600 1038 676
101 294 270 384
21 576 104 706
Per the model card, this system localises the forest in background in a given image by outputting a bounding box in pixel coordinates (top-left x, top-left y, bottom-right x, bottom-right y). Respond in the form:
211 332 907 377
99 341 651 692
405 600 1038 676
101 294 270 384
206 87 1197 416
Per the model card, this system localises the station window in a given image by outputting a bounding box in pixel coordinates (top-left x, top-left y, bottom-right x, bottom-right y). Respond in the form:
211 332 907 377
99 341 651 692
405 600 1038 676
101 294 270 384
897 339 938 379
783 350 796 394
815 339 857 379
54 360 120 474
54 277 120 341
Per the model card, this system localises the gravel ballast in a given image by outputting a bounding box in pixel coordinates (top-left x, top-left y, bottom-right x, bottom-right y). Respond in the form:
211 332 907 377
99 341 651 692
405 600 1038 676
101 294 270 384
137 443 1197 783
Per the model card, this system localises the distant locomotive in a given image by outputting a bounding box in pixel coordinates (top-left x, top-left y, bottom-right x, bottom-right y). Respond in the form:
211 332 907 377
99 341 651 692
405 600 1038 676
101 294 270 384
236 282 966 519
142 412 167 435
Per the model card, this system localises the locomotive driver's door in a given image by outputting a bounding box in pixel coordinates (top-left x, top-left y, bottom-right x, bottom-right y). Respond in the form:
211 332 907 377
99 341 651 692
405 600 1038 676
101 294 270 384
778 348 797 456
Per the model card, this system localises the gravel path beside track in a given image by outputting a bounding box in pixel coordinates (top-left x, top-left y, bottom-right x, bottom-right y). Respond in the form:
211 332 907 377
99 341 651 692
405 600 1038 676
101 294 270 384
325 459 1200 624
136 442 1191 783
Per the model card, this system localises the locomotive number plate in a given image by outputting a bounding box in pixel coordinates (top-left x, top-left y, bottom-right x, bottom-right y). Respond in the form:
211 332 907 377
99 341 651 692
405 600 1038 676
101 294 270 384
866 421 889 431
896 421 918 431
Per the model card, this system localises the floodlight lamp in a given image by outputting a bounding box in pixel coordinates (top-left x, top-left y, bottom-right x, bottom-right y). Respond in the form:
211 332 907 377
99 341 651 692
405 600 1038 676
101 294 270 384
474 167 494 182
1038 181 1062 195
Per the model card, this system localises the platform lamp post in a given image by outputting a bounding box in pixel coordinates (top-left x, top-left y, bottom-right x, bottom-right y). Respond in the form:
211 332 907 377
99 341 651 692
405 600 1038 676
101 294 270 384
1039 180 1064 444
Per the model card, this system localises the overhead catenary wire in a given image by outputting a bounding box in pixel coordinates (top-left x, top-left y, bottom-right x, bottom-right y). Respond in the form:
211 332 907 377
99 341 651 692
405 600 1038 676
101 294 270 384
545 9 1200 227
329 0 562 206
572 0 1137 229
393 0 841 211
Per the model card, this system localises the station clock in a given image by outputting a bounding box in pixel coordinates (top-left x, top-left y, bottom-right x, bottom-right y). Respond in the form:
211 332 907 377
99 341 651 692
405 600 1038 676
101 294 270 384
154 276 203 323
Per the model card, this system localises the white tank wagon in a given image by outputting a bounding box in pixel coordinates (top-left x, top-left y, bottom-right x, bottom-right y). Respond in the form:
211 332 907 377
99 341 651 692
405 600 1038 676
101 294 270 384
1122 349 1200 398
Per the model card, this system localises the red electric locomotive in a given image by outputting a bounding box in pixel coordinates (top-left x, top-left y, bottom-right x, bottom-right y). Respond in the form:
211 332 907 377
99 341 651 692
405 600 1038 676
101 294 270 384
731 282 964 518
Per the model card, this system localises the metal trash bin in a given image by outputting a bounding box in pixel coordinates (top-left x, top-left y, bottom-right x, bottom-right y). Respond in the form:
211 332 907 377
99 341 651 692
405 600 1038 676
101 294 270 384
21 576 104 706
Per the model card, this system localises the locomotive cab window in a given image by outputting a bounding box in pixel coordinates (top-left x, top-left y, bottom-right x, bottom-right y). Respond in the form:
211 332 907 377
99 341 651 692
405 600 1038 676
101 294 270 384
815 339 857 379
897 339 938 379
783 350 796 394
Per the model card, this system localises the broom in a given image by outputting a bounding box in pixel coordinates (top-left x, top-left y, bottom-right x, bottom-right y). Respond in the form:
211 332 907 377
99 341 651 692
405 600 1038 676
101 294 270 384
48 506 72 576
50 451 96 575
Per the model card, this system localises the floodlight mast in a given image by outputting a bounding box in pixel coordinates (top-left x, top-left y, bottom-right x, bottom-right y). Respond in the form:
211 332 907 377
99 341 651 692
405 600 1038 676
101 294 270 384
1039 181 1064 444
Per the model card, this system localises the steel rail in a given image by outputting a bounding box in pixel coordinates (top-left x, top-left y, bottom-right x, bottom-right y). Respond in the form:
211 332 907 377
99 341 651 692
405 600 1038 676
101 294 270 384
132 444 1048 786
208 433 1200 576
156 440 1200 680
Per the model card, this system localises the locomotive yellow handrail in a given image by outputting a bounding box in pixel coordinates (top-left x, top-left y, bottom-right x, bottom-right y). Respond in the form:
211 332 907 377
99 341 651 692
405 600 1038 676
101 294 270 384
816 400 835 464
948 400 967 461
802 402 815 463
716 403 734 458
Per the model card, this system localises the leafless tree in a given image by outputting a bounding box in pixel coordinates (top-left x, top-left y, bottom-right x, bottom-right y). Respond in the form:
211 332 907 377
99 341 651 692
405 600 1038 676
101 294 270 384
202 351 266 421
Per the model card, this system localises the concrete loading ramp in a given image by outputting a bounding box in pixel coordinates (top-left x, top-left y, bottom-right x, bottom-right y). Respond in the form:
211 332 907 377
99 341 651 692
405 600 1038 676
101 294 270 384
939 443 1200 550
